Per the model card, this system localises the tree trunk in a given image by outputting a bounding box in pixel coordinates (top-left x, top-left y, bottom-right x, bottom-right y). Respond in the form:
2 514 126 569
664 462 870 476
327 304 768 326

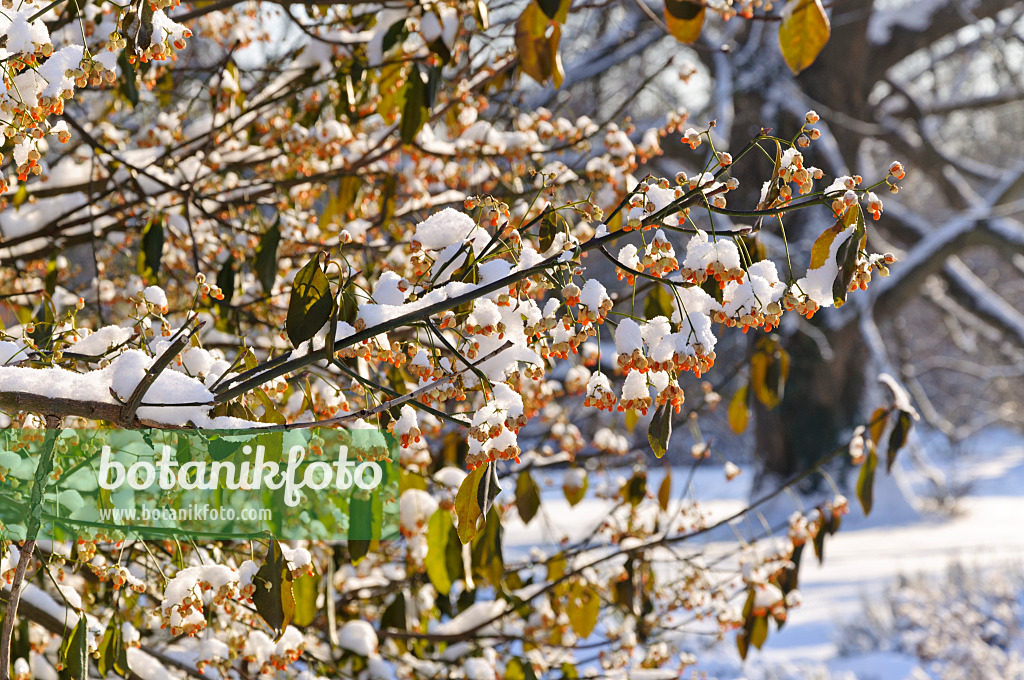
749 0 876 483
753 318 869 490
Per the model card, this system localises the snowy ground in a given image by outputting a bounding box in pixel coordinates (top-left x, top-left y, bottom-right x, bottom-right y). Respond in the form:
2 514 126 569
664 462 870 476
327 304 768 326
504 426 1024 679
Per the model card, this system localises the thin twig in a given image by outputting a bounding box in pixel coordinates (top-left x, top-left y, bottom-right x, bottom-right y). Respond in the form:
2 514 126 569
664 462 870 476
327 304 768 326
0 417 59 680
119 319 204 423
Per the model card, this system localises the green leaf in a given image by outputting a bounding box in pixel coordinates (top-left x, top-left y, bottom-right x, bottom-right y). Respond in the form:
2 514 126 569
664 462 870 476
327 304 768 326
471 506 505 588
379 174 397 229
737 629 749 661
216 252 236 313
780 543 803 594
59 617 89 680
778 0 831 74
446 515 466 583
832 206 865 307
97 614 130 678
478 461 501 519
647 402 673 458
45 254 58 295
11 184 28 208
750 614 769 649
828 506 842 535
623 470 646 507
252 539 296 639
252 387 287 425
644 283 674 321
869 407 889 448
563 468 587 506
380 18 407 54
380 592 407 631
742 586 756 619
11 619 30 676
515 2 564 87
515 470 541 524
137 215 164 282
567 581 600 638
728 384 749 434
348 489 383 564
664 0 704 43
856 445 878 516
812 514 827 564
887 409 913 472
287 255 335 347
322 175 362 226
427 36 451 65
292 571 319 627
426 509 454 594
400 64 429 144
506 658 539 680
254 220 281 294
117 50 139 107
539 209 558 252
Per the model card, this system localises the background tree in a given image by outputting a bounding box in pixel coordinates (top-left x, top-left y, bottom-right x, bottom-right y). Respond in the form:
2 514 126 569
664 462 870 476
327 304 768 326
529 0 1024 482
0 0 959 678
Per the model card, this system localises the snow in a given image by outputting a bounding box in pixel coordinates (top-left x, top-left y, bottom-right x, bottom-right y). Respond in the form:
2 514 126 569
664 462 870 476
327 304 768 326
412 208 480 251
67 326 134 356
579 279 609 310
617 244 641 270
372 271 408 305
399 489 438 533
499 426 1024 680
683 230 741 272
721 259 786 317
142 285 169 310
867 0 948 44
430 600 507 636
337 619 378 656
621 369 648 401
614 318 643 354
464 658 496 680
394 404 418 436
0 340 28 365
0 348 257 428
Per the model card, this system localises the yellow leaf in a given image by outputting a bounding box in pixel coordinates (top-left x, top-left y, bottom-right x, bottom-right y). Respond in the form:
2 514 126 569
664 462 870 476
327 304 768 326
809 219 847 270
868 407 889 446
567 581 600 638
515 2 564 87
625 407 638 433
728 384 749 434
664 0 704 43
750 339 790 409
658 471 671 512
778 0 830 75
